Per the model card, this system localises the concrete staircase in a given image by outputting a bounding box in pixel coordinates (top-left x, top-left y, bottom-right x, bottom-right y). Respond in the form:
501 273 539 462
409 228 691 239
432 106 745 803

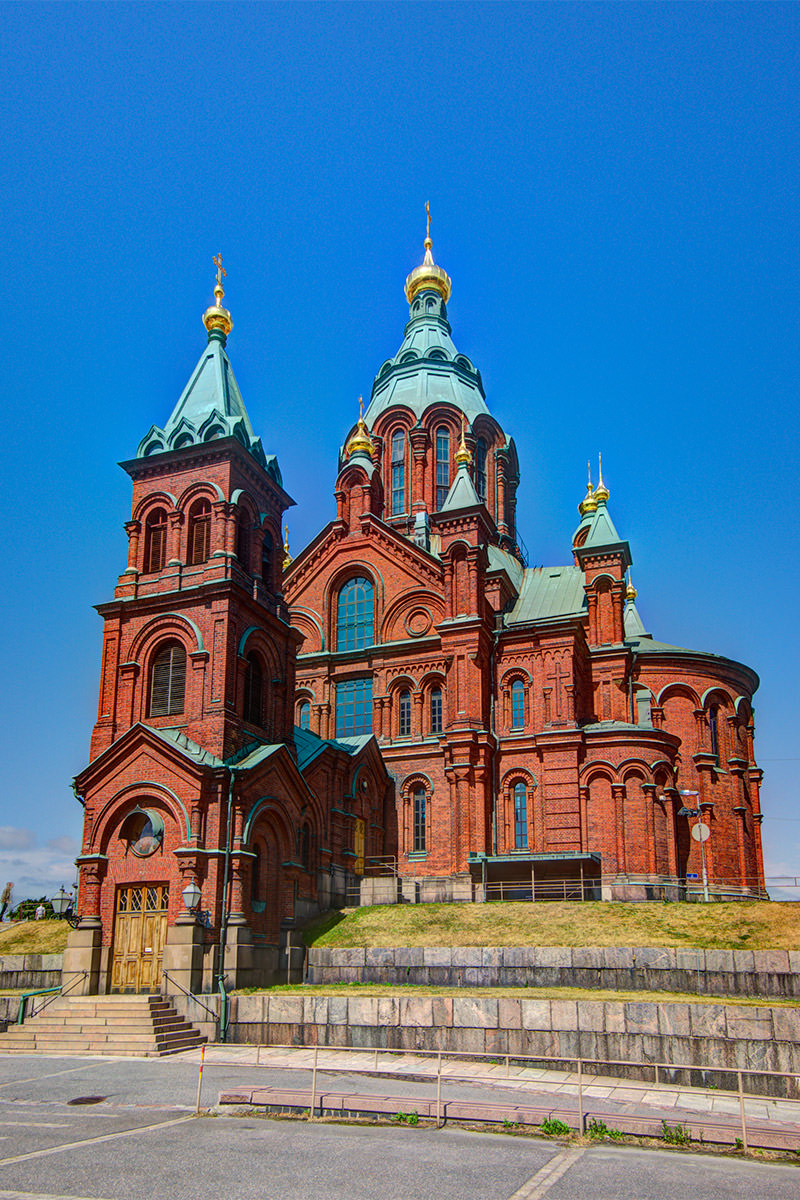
0 994 206 1057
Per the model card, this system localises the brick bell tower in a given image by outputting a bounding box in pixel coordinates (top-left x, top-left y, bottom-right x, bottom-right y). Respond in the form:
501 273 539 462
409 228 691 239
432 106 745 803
65 261 305 996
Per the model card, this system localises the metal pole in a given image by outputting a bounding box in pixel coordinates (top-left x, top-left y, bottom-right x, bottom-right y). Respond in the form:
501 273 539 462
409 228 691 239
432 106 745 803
436 1052 442 1128
309 1045 318 1121
287 931 292 986
738 1070 748 1152
700 826 710 903
374 1046 379 1070
577 1058 584 1134
194 1043 206 1114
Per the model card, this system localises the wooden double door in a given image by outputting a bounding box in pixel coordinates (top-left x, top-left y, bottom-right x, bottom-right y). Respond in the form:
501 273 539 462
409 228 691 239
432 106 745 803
111 884 169 993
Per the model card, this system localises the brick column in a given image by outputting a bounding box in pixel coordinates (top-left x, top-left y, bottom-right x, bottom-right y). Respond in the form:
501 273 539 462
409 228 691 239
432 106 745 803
124 520 141 573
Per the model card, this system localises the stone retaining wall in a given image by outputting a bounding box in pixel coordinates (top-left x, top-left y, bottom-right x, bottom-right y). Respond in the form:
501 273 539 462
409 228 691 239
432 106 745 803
215 991 800 1098
307 946 800 999
0 955 63 992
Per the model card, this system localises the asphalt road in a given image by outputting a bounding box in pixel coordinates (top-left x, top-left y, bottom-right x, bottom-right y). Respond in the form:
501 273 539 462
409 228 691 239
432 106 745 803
0 1054 797 1200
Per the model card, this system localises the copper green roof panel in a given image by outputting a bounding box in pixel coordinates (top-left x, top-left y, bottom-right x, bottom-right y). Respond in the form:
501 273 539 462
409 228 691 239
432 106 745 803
486 544 525 591
440 462 481 512
505 566 587 625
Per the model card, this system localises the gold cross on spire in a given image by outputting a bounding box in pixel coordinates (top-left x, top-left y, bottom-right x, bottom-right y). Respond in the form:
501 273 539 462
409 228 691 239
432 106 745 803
213 253 227 289
425 201 432 240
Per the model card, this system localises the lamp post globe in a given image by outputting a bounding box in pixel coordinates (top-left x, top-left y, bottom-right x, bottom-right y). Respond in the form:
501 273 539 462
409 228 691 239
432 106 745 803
51 887 69 918
182 881 201 912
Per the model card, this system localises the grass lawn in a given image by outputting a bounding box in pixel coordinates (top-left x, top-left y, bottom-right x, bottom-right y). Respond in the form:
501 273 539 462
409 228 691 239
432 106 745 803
240 982 799 1007
0 920 69 955
303 900 800 951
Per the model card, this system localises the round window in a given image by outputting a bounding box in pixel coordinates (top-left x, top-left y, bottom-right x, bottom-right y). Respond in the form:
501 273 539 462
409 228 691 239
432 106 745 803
120 807 164 858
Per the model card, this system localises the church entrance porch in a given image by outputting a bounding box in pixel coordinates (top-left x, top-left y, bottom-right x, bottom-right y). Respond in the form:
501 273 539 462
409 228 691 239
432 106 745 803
111 885 169 994
469 852 602 901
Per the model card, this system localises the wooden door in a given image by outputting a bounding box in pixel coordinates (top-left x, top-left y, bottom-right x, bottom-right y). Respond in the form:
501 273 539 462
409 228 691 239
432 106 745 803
111 885 169 993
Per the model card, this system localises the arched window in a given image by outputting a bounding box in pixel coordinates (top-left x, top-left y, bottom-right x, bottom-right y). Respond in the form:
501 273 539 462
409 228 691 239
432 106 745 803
337 577 374 651
709 705 720 761
298 701 311 731
187 499 212 565
391 429 406 516
143 508 167 574
261 532 273 588
250 846 262 902
475 439 487 502
149 642 186 717
412 786 426 853
243 652 263 725
511 679 526 730
236 513 250 569
513 782 528 849
435 427 450 509
399 689 411 737
430 686 443 734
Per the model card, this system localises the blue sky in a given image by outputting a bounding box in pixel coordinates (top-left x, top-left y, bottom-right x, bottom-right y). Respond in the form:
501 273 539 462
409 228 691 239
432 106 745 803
1 2 798 901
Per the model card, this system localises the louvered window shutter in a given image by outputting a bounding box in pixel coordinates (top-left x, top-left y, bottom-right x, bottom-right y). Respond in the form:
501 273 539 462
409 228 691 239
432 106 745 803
150 644 186 716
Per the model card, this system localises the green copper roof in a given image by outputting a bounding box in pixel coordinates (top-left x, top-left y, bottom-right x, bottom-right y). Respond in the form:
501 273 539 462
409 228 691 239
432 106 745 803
506 565 587 625
137 330 276 476
365 288 489 424
439 460 482 512
293 726 369 771
624 599 648 639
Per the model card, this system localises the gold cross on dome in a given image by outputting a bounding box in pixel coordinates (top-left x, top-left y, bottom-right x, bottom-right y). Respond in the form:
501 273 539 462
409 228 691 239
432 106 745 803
213 253 227 289
425 201 432 239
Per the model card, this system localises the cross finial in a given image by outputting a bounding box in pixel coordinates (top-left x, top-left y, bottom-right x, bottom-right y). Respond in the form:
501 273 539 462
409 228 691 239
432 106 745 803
213 253 226 289
358 394 364 420
587 459 592 489
425 201 432 241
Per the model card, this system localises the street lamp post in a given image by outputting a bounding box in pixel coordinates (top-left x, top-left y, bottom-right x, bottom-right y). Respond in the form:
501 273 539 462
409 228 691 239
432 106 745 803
678 789 710 903
51 886 70 919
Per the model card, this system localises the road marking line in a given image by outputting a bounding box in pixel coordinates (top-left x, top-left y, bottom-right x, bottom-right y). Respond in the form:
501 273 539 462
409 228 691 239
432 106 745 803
0 1064 106 1090
506 1145 586 1200
0 1124 70 1129
0 1115 194 1167
0 1191 116 1199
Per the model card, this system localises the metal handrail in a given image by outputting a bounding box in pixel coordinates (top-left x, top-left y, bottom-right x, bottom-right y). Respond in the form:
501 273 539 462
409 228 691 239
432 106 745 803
17 970 88 1024
161 972 219 1023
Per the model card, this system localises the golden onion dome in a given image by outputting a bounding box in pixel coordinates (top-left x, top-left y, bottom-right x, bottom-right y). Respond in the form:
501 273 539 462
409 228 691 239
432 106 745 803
578 462 597 515
454 416 472 466
404 202 452 304
203 254 233 337
347 396 374 458
594 453 610 504
626 572 638 603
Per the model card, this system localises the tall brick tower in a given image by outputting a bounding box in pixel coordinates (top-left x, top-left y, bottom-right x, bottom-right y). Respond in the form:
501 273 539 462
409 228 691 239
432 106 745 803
66 264 389 997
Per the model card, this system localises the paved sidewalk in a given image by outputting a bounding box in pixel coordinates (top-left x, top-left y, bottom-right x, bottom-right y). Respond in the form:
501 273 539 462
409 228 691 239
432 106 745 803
177 1043 800 1151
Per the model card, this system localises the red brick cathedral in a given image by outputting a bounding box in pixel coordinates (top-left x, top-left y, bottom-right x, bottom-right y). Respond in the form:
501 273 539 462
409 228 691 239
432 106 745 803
65 234 765 995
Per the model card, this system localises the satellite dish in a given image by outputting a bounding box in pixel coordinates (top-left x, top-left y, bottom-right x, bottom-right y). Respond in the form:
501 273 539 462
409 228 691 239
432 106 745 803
691 822 710 842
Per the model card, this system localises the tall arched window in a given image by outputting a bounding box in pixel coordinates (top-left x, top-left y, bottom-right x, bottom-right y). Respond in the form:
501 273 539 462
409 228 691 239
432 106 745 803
298 701 311 731
513 782 528 849
391 429 406 515
243 653 263 725
475 439 488 502
398 689 411 737
143 508 167 574
430 686 443 734
149 642 186 716
412 786 426 853
709 704 720 761
261 532 273 588
337 576 374 651
236 513 250 569
187 499 212 565
511 679 526 730
435 426 450 509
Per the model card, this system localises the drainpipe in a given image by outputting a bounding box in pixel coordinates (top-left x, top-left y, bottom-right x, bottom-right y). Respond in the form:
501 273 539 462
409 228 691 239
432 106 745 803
628 649 637 725
489 624 501 856
216 766 237 1042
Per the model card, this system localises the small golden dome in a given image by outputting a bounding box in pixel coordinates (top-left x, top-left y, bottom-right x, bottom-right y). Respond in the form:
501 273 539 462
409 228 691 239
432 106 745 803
594 453 610 504
455 416 472 466
578 461 597 515
404 203 452 304
626 572 637 603
282 524 293 570
203 254 233 337
347 396 374 458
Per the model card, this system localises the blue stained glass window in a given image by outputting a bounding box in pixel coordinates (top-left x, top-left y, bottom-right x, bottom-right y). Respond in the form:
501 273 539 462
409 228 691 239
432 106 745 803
475 438 487 502
413 786 426 853
337 577 374 651
335 678 373 737
435 427 450 509
511 679 526 730
391 430 405 515
514 782 528 849
298 701 310 731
